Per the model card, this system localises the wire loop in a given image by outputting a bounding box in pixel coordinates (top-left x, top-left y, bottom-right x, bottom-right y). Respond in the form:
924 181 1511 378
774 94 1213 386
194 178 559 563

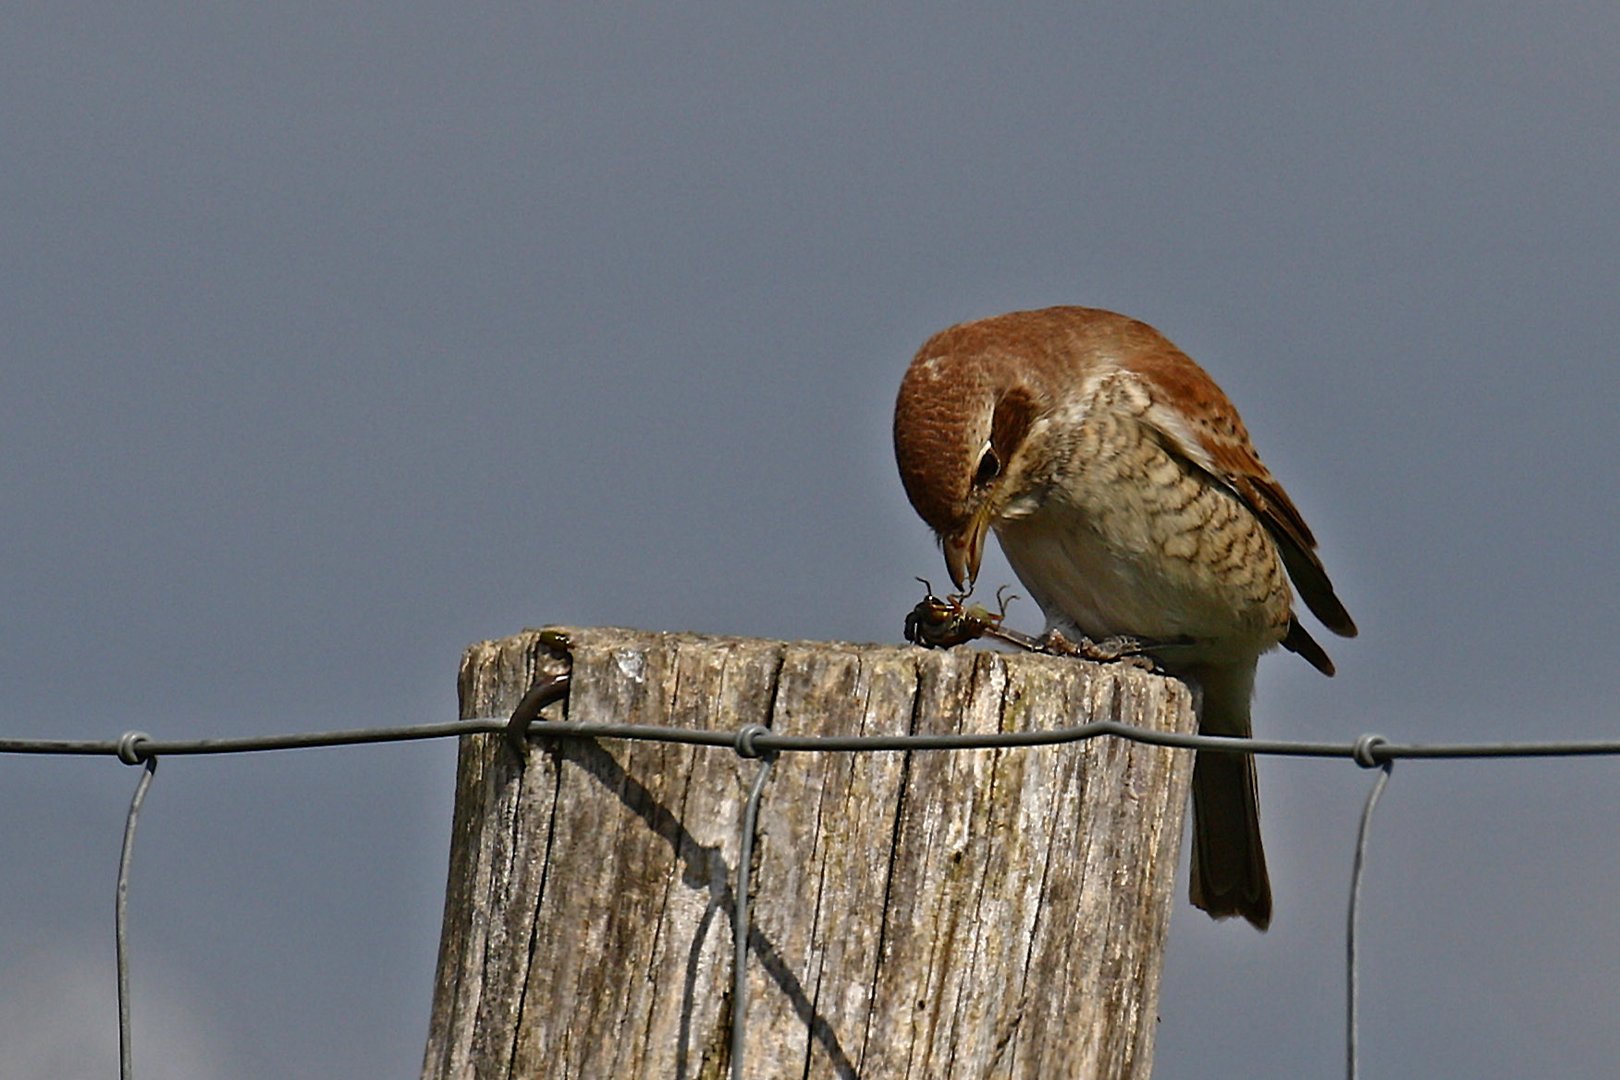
115 731 151 766
732 724 774 760
1352 733 1388 769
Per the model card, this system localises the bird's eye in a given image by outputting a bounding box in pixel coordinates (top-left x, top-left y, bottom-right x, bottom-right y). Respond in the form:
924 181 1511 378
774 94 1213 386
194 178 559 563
974 444 1001 487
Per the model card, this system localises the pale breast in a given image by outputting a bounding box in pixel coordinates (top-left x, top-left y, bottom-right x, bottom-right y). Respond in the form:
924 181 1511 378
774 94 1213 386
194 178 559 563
993 381 1291 661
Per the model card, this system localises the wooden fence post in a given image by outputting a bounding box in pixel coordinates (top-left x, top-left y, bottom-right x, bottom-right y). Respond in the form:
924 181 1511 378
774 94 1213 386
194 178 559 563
421 626 1197 1080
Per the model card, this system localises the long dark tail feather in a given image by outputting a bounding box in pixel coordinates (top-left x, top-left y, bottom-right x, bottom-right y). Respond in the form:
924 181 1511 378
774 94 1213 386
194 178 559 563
1181 661 1272 930
1188 748 1271 930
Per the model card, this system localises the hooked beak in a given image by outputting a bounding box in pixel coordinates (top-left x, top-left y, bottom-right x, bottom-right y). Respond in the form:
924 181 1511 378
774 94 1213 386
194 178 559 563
942 507 991 592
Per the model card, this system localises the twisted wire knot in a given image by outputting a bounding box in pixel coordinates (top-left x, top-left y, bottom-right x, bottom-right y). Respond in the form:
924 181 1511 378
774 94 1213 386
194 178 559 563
1352 733 1388 769
116 731 151 766
733 724 772 759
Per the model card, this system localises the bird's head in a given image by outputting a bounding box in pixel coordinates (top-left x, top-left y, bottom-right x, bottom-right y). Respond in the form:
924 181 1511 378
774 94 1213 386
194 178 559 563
893 330 1045 592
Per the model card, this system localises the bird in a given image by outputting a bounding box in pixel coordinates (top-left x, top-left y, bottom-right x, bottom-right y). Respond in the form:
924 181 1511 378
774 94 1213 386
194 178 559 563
892 305 1355 930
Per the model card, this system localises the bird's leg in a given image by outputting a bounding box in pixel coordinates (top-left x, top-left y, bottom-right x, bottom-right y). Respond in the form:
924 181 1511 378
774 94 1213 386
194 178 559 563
1033 628 1188 672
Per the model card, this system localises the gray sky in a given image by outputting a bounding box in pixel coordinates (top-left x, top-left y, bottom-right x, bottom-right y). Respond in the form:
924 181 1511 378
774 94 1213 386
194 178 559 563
4 4 1619 1077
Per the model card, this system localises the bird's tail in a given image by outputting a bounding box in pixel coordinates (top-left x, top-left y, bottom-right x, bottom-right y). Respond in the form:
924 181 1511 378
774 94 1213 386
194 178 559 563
1184 662 1272 930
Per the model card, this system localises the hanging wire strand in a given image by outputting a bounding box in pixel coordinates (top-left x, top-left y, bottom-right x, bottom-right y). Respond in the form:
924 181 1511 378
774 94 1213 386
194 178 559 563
730 738 776 1080
1346 761 1394 1080
116 755 157 1080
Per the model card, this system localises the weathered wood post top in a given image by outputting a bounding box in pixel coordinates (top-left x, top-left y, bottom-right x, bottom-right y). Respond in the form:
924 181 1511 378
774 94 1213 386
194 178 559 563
423 626 1197 1080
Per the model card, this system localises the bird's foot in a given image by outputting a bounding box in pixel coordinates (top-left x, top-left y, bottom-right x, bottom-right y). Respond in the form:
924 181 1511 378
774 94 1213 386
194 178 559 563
1037 629 1164 671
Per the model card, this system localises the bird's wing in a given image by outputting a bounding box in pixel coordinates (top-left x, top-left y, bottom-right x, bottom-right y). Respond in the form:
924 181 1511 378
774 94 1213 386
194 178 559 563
1282 616 1336 676
1131 359 1358 641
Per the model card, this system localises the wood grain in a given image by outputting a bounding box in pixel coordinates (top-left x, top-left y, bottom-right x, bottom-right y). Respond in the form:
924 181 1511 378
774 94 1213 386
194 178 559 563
422 627 1197 1080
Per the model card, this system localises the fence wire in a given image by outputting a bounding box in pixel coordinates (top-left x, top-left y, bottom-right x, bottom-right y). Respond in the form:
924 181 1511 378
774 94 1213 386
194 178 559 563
6 704 1620 1080
1346 761 1393 1080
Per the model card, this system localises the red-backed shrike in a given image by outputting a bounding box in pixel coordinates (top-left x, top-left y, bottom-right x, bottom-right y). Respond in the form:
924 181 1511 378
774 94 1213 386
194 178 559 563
893 306 1355 929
